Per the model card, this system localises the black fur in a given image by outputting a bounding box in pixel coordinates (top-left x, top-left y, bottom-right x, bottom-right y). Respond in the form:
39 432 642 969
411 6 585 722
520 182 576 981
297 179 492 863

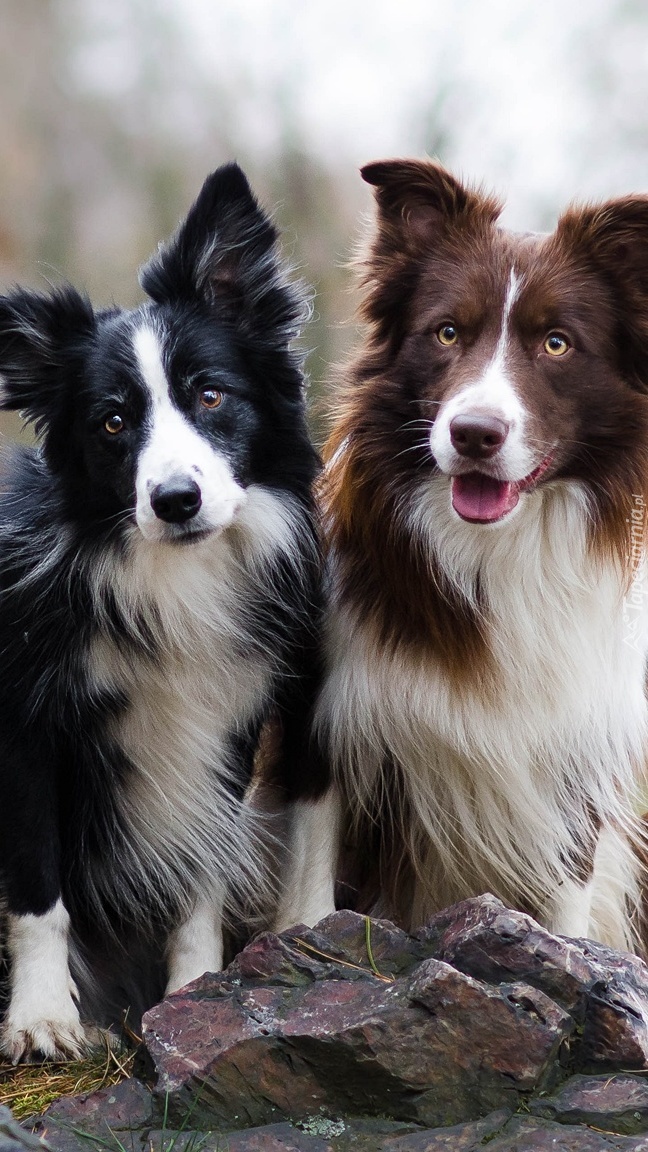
0 163 325 1056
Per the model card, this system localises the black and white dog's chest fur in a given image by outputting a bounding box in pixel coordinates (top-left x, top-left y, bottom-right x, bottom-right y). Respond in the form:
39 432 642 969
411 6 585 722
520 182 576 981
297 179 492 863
0 164 330 1062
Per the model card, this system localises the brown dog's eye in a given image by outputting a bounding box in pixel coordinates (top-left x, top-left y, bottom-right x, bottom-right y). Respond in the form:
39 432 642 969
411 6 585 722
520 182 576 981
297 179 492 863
104 414 124 434
543 332 570 357
200 389 223 409
437 324 458 346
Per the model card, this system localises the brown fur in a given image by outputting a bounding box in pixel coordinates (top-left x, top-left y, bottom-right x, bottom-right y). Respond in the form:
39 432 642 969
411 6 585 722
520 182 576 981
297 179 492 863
321 159 648 935
324 162 648 669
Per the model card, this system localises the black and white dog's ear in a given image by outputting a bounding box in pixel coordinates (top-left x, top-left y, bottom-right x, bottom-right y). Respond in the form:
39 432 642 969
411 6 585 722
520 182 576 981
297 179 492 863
139 163 306 347
0 286 95 432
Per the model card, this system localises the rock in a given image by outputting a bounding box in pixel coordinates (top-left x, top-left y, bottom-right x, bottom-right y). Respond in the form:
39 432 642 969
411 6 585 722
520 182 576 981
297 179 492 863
147 1117 420 1152
142 910 573 1130
146 1112 513 1152
0 1108 49 1152
574 940 648 1069
483 1114 648 1150
219 912 427 988
293 910 430 977
529 1072 648 1134
424 894 598 1012
31 1080 153 1152
425 894 648 1068
27 896 648 1150
336 1110 513 1150
409 958 571 1088
34 1078 153 1134
148 1121 334 1151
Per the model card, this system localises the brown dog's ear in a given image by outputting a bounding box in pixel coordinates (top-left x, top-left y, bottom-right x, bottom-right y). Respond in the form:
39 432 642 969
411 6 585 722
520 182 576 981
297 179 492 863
361 158 501 248
355 160 501 355
559 197 648 389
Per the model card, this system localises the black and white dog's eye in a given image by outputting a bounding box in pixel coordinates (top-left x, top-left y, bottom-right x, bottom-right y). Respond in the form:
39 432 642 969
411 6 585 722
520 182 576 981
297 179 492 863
200 388 223 410
104 414 125 434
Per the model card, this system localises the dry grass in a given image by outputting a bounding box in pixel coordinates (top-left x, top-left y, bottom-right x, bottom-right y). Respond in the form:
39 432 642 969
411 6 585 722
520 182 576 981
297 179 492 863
0 1044 136 1122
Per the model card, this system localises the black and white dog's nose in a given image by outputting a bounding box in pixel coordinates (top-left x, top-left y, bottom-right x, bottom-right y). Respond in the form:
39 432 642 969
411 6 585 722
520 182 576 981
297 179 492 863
150 477 202 523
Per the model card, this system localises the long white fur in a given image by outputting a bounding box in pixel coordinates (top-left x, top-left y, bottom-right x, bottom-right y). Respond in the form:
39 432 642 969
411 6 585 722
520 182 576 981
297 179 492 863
166 888 226 993
1 901 88 1062
274 791 341 933
315 472 648 947
84 481 310 926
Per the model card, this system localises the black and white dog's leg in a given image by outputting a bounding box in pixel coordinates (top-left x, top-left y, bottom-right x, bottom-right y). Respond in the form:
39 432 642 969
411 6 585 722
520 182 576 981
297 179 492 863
0 745 90 1062
2 901 89 1063
270 662 340 933
165 887 226 994
274 788 340 933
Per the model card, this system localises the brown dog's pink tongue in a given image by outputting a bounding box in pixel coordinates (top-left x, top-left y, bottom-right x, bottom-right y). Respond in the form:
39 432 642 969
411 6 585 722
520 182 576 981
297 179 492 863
451 473 519 523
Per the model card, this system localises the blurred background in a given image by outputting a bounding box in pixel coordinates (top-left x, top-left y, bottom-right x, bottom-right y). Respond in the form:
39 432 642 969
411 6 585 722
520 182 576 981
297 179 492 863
1 0 648 442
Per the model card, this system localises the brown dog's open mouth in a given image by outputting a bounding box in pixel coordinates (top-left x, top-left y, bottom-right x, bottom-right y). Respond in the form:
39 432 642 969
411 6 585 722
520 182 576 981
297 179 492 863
450 453 555 524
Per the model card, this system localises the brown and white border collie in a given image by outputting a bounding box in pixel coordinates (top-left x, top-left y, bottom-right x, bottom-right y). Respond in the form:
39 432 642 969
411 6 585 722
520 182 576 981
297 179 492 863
305 159 648 950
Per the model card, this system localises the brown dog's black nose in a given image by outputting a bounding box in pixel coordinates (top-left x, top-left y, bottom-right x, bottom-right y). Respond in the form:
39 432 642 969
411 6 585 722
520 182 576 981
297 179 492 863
449 414 509 459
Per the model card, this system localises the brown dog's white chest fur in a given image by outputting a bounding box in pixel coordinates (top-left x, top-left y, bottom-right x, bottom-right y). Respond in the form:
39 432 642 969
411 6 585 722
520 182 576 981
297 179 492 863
317 478 647 945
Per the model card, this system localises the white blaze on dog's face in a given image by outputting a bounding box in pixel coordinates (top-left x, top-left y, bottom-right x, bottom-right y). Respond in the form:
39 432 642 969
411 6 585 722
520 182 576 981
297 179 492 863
133 324 246 543
430 271 533 478
428 269 552 525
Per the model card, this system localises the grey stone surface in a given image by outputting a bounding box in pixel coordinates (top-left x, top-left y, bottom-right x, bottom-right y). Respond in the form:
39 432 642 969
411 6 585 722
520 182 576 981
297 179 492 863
31 1080 154 1152
530 1073 648 1134
0 1107 48 1152
485 1114 648 1150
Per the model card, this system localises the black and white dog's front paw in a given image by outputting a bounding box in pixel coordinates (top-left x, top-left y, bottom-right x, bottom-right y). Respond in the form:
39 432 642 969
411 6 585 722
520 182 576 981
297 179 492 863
0 988 91 1063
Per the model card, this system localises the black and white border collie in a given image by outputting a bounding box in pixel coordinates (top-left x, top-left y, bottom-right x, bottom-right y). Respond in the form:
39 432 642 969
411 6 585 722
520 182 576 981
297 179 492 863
308 159 648 951
0 163 331 1062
